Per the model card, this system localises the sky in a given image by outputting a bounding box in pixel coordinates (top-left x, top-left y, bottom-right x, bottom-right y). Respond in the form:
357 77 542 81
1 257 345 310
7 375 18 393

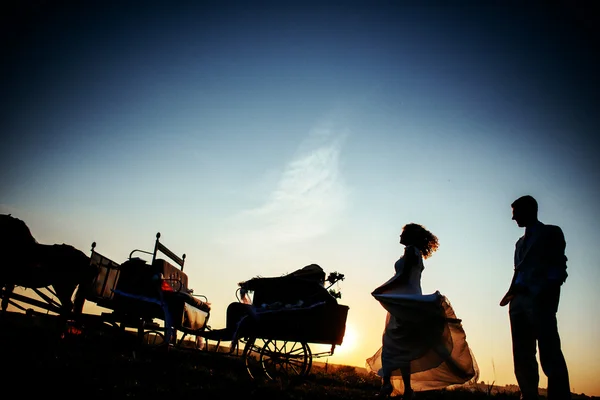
1 0 599 396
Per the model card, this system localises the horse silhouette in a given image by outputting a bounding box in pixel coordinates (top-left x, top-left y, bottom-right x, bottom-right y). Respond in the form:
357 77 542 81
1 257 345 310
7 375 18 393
0 214 96 316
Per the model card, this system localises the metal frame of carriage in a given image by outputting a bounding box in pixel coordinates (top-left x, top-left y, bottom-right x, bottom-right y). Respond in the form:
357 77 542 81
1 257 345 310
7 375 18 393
0 284 66 315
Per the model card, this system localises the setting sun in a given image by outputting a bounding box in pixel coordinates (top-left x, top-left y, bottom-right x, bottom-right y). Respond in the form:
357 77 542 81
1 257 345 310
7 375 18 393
337 323 358 354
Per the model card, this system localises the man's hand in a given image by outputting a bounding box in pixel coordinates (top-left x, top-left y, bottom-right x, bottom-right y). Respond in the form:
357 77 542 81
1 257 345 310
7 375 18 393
500 284 527 306
499 291 514 307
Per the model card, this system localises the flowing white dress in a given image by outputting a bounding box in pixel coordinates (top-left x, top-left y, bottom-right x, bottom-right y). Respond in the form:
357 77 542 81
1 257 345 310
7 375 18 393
365 246 479 396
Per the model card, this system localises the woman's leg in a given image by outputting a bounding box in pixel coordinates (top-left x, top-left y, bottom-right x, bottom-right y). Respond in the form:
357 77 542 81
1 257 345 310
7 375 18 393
379 367 393 396
400 365 413 399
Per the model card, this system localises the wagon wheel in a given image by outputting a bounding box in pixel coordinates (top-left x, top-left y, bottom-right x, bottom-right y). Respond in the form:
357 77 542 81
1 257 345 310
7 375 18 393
141 329 166 348
242 337 264 381
259 339 310 381
304 344 313 376
138 318 170 349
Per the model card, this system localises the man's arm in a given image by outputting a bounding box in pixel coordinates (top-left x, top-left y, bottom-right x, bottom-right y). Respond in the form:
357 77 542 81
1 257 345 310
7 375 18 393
500 239 522 307
500 269 517 307
543 225 568 285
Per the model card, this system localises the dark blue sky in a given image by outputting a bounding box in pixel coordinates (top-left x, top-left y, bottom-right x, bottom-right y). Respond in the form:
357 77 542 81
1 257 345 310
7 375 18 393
2 1 599 162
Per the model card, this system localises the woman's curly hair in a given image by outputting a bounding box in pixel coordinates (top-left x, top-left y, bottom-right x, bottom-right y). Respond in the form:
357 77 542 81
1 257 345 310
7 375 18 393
402 223 439 259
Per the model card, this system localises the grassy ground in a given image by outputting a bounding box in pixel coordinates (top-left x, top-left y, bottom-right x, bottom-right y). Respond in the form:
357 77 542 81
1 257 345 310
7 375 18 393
0 311 579 399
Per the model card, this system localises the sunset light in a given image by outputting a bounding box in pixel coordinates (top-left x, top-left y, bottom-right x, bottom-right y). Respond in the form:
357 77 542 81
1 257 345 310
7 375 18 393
338 323 358 354
2 1 599 397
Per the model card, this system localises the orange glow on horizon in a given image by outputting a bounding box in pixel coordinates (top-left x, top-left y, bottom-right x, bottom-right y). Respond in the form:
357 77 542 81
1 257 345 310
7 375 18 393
338 323 357 354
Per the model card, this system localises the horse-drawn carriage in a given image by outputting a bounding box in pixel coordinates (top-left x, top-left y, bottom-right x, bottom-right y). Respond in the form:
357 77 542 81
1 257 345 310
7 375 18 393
1 214 350 382
86 236 349 382
0 214 208 345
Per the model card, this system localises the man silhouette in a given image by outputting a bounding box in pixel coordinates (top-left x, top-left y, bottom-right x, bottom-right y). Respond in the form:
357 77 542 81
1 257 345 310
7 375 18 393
500 195 571 400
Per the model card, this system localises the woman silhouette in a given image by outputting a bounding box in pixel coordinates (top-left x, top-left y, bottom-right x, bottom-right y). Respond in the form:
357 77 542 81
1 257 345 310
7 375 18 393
367 223 478 398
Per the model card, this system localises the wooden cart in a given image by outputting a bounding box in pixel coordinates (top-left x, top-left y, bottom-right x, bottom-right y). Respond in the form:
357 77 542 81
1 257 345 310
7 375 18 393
198 265 349 382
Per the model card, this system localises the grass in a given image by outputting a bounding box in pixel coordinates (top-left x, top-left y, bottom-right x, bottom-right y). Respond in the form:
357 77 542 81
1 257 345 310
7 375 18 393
0 311 591 399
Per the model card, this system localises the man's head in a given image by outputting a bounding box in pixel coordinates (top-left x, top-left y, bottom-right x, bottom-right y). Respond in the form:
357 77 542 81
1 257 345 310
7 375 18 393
511 195 538 227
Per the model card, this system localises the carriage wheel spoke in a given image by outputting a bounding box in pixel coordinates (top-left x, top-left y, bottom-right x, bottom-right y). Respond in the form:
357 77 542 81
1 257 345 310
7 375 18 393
260 339 308 381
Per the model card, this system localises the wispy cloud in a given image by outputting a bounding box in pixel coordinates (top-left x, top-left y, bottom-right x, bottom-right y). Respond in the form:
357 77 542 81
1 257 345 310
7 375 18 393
218 122 349 251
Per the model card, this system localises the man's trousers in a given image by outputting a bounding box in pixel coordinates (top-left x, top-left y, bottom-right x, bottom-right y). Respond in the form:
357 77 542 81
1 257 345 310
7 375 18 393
509 286 571 400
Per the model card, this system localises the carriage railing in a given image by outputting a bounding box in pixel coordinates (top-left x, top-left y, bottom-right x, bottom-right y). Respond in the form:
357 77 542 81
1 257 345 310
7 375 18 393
153 234 185 271
87 233 195 305
88 242 121 303
128 232 186 270
124 232 192 298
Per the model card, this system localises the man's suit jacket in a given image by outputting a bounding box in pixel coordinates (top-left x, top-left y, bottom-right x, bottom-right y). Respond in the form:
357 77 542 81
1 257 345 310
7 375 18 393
513 222 568 298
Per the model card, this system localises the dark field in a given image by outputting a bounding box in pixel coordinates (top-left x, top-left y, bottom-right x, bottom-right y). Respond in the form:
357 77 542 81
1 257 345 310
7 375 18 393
0 311 585 399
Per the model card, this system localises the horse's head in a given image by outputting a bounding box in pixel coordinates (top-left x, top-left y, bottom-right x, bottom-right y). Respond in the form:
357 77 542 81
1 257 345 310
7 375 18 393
50 244 94 275
0 214 38 250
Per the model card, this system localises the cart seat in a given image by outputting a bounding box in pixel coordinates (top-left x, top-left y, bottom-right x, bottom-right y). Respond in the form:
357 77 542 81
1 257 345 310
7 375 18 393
162 290 211 313
201 302 255 341
153 258 188 291
155 258 211 313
